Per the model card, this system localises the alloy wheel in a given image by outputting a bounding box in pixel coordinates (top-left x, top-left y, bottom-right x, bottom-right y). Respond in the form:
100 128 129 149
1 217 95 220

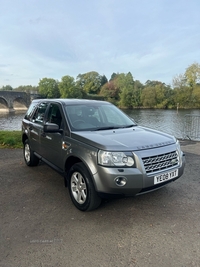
71 171 87 204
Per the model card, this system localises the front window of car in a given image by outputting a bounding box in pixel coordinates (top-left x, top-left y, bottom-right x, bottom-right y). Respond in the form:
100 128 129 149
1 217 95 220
64 103 136 131
46 103 63 128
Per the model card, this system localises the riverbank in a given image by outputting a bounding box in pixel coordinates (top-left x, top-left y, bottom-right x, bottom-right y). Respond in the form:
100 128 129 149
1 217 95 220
0 131 22 148
0 107 27 114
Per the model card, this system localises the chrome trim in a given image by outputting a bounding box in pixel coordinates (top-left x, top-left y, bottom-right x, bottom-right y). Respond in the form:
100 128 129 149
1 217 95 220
142 151 179 174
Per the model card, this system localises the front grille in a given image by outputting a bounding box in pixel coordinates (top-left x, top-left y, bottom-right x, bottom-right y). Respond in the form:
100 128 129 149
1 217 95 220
142 151 179 174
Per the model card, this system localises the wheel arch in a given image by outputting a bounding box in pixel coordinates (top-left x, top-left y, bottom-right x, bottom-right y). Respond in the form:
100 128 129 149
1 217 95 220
67 160 101 211
64 155 96 187
22 133 28 144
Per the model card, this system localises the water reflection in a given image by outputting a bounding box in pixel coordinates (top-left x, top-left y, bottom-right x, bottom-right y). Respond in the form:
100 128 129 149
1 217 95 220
124 109 200 139
0 112 26 131
0 109 200 140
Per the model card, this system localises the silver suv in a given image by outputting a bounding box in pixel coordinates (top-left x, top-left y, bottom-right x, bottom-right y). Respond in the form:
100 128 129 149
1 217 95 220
22 99 185 211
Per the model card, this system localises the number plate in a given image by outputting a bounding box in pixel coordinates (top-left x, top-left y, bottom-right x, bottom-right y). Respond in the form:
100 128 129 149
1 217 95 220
154 169 178 185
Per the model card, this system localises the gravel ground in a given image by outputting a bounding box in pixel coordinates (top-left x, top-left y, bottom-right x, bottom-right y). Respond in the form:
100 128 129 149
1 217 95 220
0 140 200 267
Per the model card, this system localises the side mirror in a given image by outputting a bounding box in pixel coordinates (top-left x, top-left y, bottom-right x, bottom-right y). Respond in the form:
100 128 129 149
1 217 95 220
44 122 60 133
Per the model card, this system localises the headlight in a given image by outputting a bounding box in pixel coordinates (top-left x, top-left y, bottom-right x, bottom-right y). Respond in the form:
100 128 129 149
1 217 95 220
98 150 135 167
176 139 181 152
176 139 182 162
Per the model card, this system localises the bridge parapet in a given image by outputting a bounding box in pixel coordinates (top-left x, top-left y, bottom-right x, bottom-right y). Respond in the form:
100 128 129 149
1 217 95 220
0 91 41 112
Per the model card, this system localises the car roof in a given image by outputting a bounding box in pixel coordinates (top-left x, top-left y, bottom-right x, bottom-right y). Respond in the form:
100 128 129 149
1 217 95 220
31 98 110 105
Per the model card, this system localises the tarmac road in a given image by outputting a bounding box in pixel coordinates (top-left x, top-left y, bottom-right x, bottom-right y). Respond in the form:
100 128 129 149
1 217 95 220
0 141 200 267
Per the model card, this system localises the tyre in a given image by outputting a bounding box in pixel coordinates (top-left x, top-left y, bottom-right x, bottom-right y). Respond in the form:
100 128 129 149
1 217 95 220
68 162 101 211
23 139 39 166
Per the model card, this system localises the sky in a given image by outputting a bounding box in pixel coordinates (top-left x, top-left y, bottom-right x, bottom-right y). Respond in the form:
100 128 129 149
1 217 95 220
0 0 200 88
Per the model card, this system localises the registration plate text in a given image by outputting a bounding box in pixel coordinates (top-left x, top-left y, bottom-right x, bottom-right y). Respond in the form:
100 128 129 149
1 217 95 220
154 169 178 185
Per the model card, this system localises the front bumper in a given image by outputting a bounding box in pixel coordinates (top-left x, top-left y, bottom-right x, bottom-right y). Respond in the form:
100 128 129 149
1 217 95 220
93 152 186 197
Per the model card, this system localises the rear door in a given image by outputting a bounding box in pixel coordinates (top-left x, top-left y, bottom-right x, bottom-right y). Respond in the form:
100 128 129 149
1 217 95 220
28 102 49 155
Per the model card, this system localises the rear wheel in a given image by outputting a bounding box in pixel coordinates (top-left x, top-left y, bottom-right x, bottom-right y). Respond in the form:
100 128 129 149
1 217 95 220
68 162 101 211
23 139 39 166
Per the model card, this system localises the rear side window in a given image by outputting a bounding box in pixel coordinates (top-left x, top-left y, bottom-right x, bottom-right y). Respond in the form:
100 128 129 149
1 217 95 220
24 102 38 121
32 102 48 124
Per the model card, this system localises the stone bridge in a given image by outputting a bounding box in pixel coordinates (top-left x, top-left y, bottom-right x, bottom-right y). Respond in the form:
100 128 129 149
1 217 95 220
0 91 40 112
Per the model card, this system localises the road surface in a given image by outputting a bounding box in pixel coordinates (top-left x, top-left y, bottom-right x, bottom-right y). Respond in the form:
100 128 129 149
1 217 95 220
1 140 200 267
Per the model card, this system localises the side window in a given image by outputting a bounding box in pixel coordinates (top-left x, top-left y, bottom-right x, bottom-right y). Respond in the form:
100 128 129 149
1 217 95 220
24 102 37 121
46 103 63 128
32 102 48 124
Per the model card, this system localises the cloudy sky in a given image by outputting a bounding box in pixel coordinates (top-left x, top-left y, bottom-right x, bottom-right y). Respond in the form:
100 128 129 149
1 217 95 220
0 0 199 88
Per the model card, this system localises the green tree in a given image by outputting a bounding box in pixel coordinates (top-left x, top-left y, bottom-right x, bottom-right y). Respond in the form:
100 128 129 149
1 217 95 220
59 75 83 98
101 75 108 86
141 81 173 108
141 86 157 108
185 62 200 88
38 78 60 98
174 86 193 108
132 80 144 107
172 74 186 88
76 71 103 94
14 85 39 93
1 85 13 91
109 72 118 81
118 72 135 108
172 62 200 108
192 84 200 108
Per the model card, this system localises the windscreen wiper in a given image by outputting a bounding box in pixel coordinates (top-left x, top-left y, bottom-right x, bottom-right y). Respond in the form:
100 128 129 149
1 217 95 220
93 126 119 131
93 124 136 131
119 124 136 128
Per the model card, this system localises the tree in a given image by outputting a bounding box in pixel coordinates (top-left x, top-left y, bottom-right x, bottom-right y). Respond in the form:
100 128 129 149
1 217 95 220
99 80 120 104
59 75 83 98
101 75 108 86
174 86 193 108
185 62 200 88
192 84 200 108
107 72 135 107
1 85 13 91
38 78 60 98
172 62 200 107
172 74 186 88
141 86 157 108
109 72 118 81
118 72 135 108
141 81 173 108
14 85 39 93
76 71 103 94
132 80 144 107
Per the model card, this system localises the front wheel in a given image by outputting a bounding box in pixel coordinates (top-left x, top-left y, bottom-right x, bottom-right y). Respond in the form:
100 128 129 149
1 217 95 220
23 139 39 166
68 163 101 211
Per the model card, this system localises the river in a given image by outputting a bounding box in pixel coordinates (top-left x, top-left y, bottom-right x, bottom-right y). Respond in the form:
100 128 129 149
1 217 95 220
0 109 200 140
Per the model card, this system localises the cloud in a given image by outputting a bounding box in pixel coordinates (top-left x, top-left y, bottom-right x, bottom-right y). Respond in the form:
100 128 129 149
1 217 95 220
0 0 200 87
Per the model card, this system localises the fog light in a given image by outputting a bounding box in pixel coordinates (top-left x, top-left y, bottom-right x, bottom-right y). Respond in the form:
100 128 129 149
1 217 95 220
114 177 127 187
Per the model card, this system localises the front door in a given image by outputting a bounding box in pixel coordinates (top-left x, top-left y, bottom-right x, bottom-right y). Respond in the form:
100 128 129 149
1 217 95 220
40 103 65 170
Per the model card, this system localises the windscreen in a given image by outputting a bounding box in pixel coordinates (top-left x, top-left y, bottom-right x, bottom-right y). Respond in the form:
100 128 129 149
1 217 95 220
64 103 136 131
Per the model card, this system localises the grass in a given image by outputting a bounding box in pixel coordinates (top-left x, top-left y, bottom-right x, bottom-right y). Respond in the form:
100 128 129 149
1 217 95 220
0 131 23 148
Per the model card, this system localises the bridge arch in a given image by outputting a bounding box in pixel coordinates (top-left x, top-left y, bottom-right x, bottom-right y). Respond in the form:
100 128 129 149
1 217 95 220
13 97 28 111
0 91 37 113
0 96 9 112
